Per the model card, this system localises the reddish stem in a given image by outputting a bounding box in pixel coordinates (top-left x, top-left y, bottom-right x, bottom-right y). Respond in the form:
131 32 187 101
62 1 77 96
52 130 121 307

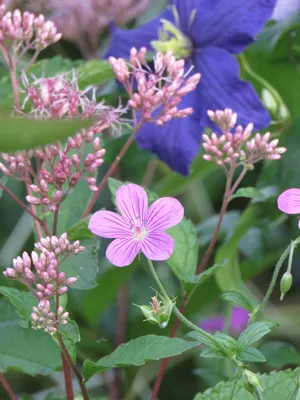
61 352 74 400
82 122 143 218
0 373 17 400
150 298 187 400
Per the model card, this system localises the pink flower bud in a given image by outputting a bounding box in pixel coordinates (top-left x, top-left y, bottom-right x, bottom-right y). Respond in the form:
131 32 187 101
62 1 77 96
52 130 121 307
58 286 68 296
4 268 16 278
26 195 41 205
72 154 81 168
66 277 77 285
58 272 65 284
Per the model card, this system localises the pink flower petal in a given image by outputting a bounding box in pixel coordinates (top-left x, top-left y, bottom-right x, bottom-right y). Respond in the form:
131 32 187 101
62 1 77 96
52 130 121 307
298 219 300 230
141 232 174 261
106 238 141 267
116 184 148 225
88 210 131 238
146 198 184 232
277 189 300 214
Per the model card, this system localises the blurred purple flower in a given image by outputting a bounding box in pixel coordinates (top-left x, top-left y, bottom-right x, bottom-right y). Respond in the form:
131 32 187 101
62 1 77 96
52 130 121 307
106 0 276 175
199 306 250 337
88 183 184 267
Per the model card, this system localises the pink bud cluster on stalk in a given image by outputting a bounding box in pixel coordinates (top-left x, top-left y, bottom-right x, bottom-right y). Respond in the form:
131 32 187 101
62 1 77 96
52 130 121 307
202 108 286 172
3 233 84 335
109 47 201 126
0 73 122 211
0 4 61 67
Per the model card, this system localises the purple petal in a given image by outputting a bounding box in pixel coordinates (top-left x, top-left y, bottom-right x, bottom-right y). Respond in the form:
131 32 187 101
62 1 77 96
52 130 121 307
141 231 174 261
170 0 276 54
229 306 250 336
199 316 225 333
106 238 141 267
116 184 148 225
146 198 184 232
277 189 300 214
105 8 174 59
88 210 131 238
193 48 270 131
137 89 201 176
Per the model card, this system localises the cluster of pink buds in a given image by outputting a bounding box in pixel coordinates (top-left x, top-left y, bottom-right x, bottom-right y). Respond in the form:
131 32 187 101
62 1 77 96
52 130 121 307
0 150 33 177
3 233 84 334
0 4 61 69
109 47 201 126
202 109 286 171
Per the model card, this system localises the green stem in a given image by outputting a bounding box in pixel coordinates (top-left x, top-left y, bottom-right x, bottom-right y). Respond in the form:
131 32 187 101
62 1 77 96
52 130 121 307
252 237 300 321
229 377 239 400
147 259 221 349
287 240 295 274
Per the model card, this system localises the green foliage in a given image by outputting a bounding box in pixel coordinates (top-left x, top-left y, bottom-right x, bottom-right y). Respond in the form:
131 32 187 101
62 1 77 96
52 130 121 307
0 299 61 375
0 286 36 326
230 187 263 201
83 335 200 380
220 291 256 312
67 217 93 241
77 61 114 89
60 238 100 290
183 263 227 296
236 347 266 363
0 117 93 152
194 368 300 400
237 321 277 350
260 341 300 368
0 176 7 198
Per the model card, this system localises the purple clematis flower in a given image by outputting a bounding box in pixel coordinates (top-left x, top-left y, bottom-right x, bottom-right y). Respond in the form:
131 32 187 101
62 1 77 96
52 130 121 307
88 183 184 267
106 0 276 175
199 306 250 337
277 188 300 229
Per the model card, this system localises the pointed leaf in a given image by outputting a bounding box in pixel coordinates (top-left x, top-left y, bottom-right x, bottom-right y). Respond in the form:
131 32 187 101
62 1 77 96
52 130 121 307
237 321 277 349
230 187 263 201
236 347 266 363
220 291 255 312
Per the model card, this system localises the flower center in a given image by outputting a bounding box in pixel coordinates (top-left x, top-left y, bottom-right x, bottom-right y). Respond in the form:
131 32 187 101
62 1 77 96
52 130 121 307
130 217 148 240
151 19 192 59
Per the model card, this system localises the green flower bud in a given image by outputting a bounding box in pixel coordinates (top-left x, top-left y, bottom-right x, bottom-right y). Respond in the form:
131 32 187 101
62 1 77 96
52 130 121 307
135 296 175 329
243 369 263 397
280 271 293 301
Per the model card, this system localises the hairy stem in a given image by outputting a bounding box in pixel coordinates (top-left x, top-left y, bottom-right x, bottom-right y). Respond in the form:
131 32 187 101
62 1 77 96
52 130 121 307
252 237 300 320
0 373 17 400
82 122 144 218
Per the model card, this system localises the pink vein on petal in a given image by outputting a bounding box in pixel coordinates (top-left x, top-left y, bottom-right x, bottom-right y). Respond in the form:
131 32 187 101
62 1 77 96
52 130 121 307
116 184 148 224
88 210 131 238
106 238 141 267
277 189 300 214
146 198 184 232
141 231 174 261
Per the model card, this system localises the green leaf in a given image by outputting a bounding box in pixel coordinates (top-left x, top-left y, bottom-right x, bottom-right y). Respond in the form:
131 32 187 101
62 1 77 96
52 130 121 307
236 347 266 363
0 286 36 326
83 335 199 380
60 238 99 290
167 218 199 282
185 331 220 350
183 264 227 295
193 368 300 400
77 61 114 89
0 176 8 198
200 348 226 359
213 332 237 352
27 56 82 78
57 320 80 362
230 187 263 201
0 116 93 152
220 291 255 312
260 341 300 369
237 321 277 350
67 217 93 241
0 299 61 375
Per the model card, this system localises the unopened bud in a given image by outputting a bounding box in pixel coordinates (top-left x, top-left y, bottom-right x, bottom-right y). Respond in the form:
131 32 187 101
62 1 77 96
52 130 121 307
280 271 293 301
243 369 263 397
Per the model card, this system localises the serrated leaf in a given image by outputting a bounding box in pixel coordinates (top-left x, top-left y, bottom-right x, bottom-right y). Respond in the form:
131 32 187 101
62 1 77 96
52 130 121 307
83 335 199 380
230 187 263 201
237 321 277 350
260 341 300 369
0 286 36 326
167 218 199 282
194 367 300 400
0 299 61 375
0 116 93 152
236 347 266 363
200 348 226 359
60 238 99 290
67 217 93 241
220 291 255 312
0 176 8 198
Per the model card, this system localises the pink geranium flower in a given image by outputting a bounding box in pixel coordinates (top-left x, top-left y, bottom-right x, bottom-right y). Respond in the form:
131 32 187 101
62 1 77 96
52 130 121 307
277 188 300 229
88 184 184 267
